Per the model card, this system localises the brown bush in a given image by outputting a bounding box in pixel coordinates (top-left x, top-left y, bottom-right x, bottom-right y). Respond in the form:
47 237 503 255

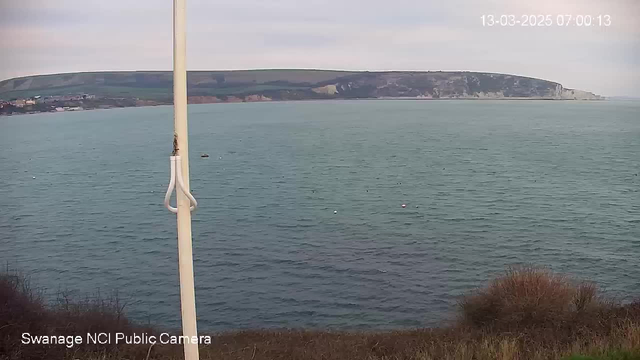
573 282 599 312
0 270 49 359
0 269 155 360
458 267 611 332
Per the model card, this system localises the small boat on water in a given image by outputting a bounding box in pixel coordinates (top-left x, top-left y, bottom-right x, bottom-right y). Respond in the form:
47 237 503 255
200 153 209 158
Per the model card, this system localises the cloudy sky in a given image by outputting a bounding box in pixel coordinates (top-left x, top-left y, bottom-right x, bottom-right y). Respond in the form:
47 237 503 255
1 0 639 96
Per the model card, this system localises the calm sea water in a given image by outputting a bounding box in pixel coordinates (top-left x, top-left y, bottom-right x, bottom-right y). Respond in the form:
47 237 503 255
1 100 639 331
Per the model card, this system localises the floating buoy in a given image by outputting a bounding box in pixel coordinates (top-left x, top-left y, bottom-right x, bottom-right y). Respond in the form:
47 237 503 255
401 204 406 208
334 210 337 214
32 176 36 179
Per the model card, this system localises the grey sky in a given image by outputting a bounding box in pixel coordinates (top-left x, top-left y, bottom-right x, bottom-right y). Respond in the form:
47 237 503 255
1 0 638 96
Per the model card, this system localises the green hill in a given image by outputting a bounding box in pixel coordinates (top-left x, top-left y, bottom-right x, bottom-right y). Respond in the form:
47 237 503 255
0 69 601 102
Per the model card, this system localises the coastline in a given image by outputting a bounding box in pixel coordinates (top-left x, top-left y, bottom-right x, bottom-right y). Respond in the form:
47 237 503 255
0 96 608 118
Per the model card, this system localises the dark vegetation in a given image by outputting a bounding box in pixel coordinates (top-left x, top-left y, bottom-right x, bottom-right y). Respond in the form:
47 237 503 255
1 267 638 359
0 98 147 116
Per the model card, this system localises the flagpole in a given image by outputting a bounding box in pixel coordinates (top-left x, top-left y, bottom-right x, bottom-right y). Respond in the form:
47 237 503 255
173 0 199 359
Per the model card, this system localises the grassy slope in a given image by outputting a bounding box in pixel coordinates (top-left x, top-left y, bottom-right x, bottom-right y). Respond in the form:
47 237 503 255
0 70 357 100
565 353 640 360
1 267 638 360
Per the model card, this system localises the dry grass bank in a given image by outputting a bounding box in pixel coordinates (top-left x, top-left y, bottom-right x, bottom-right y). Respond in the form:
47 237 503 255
1 267 638 360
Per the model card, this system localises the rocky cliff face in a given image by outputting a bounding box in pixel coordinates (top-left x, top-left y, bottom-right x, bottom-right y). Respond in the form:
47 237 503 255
553 85 601 100
313 72 601 100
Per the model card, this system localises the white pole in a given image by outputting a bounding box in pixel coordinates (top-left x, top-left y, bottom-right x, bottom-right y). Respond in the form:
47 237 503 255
173 0 199 359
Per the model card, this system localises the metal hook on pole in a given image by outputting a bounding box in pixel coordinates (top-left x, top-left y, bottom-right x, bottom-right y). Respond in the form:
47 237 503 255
164 156 198 213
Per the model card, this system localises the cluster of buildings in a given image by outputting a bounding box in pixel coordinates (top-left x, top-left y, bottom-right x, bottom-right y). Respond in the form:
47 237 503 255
0 98 36 108
0 94 96 108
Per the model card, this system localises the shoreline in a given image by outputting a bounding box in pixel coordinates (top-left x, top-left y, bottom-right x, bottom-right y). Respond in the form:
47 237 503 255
0 96 609 118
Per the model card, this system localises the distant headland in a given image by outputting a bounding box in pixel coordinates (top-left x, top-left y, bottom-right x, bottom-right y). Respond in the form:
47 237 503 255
0 70 603 115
